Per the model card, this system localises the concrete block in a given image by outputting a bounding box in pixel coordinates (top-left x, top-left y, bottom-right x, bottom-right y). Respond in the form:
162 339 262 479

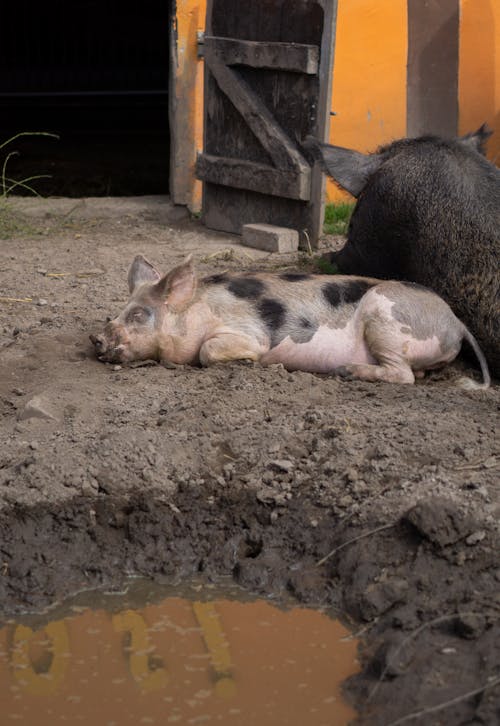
241 224 299 253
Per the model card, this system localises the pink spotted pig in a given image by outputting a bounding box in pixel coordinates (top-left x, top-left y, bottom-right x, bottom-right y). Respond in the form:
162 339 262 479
90 255 490 388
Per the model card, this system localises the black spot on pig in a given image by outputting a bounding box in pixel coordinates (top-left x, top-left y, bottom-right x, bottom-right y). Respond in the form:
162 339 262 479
257 298 287 346
279 272 311 282
322 283 342 307
342 280 373 303
323 280 373 308
290 317 317 344
228 277 266 300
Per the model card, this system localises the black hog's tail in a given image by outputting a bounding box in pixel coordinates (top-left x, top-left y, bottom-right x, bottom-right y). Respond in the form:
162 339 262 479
458 327 491 390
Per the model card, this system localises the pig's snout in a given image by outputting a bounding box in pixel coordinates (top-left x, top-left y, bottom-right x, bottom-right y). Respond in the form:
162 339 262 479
90 331 126 362
89 333 104 352
90 332 110 360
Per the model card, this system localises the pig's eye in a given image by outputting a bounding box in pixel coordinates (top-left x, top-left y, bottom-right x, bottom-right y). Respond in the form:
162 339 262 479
126 307 152 324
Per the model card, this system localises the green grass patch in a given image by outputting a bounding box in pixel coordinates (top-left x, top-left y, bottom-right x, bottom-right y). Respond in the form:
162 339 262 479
0 201 40 239
323 201 354 235
0 131 60 238
314 256 339 275
1 131 59 198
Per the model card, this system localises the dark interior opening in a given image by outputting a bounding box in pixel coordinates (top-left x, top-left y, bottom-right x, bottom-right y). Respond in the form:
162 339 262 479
0 1 172 197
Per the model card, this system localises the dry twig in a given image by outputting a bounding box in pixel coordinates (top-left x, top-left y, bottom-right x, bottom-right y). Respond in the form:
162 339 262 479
384 676 500 726
316 522 397 567
368 611 492 703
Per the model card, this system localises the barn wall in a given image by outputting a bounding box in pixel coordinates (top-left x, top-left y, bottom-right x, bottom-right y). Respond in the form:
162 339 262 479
172 0 500 210
458 0 499 163
327 0 407 202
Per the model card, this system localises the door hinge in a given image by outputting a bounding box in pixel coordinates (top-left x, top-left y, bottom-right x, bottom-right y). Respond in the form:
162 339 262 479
197 31 205 58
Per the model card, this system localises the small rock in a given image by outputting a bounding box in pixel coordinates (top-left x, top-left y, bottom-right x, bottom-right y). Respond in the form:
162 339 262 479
81 481 97 496
256 488 276 504
36 298 48 307
36 268 48 275
339 495 354 507
455 613 486 639
29 441 39 450
12 387 25 396
261 471 274 484
345 467 359 482
359 578 409 620
466 530 486 546
268 459 294 473
112 365 122 371
223 463 234 481
371 634 415 677
19 395 60 422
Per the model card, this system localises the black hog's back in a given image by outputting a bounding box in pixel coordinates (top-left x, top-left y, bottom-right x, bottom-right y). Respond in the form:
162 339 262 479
328 135 500 377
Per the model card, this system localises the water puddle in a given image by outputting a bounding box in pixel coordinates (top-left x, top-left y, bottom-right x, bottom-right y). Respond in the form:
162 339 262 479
0 580 359 725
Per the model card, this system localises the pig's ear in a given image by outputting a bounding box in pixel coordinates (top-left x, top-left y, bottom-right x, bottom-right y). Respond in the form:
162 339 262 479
128 255 161 293
303 136 382 197
154 255 197 310
459 123 493 156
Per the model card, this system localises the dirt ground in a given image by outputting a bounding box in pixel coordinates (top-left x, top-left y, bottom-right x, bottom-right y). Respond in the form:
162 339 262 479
0 196 499 726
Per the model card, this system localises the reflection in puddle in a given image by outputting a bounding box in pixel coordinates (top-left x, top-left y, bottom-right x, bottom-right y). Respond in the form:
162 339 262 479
0 580 359 725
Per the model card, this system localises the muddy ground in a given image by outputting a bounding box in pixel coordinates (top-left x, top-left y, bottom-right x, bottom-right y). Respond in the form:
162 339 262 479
0 197 499 725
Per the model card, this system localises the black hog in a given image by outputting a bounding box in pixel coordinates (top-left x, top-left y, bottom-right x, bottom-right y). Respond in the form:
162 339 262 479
305 126 500 377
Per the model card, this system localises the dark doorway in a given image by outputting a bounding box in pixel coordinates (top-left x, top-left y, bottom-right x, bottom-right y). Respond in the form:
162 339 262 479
0 1 172 196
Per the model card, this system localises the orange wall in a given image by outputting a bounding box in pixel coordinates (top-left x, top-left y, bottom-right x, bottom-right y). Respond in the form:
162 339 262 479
327 0 408 202
459 0 500 163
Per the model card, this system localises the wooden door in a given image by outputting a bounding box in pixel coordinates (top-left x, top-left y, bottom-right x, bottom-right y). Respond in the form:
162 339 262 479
196 0 337 247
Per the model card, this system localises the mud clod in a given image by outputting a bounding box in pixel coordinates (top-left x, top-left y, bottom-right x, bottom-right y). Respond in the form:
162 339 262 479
404 497 476 547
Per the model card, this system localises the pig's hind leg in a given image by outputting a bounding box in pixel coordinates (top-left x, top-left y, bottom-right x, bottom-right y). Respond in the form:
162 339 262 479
335 318 416 384
199 332 266 366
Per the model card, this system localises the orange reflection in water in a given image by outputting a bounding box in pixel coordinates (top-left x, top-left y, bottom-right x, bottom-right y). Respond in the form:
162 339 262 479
0 591 358 725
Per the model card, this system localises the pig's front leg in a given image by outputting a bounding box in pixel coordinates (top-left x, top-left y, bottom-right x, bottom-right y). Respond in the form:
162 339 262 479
199 332 267 366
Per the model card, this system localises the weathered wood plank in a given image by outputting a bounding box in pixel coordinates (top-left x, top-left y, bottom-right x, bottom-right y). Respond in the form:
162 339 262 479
202 0 337 247
204 36 319 74
204 47 310 174
196 154 311 200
